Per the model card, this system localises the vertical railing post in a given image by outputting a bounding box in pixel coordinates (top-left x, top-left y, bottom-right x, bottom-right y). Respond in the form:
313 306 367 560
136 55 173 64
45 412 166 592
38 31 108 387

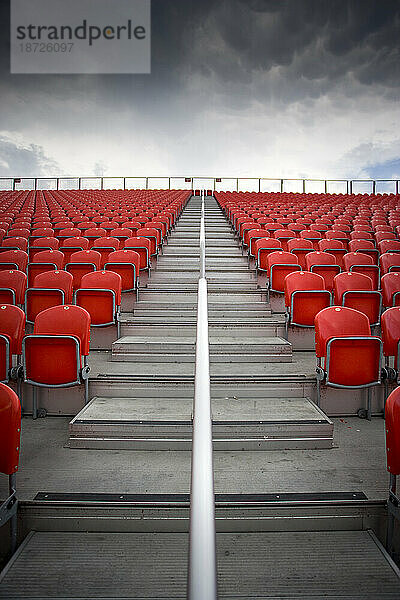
188 191 217 600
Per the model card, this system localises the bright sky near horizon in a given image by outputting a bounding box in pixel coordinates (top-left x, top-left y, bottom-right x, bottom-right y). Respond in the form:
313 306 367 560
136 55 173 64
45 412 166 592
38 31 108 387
0 0 399 181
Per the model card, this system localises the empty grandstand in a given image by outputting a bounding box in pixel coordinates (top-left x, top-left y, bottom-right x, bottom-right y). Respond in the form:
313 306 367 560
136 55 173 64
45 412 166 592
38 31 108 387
0 181 399 598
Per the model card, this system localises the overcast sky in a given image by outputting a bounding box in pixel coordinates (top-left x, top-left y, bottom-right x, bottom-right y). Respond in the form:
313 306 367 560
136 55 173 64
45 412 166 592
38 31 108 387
0 0 399 182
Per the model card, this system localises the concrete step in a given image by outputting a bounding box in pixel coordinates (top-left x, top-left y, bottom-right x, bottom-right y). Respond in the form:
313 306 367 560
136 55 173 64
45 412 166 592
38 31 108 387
111 335 292 363
68 395 332 450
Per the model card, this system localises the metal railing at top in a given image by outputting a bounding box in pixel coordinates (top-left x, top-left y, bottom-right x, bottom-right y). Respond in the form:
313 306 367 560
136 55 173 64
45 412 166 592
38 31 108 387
188 192 217 600
0 176 399 195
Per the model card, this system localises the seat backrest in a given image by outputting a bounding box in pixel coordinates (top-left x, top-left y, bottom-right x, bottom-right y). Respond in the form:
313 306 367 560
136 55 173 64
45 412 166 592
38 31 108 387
84 227 106 238
300 230 321 240
343 252 373 270
380 252 400 275
124 238 151 268
106 249 141 266
334 271 373 304
31 249 64 269
60 236 89 249
385 386 400 475
375 231 396 243
109 228 132 239
287 239 313 251
266 251 298 269
314 306 371 358
319 239 345 251
0 383 21 475
34 305 91 356
254 238 282 252
381 307 400 360
379 240 400 255
31 227 54 237
382 273 400 307
33 270 74 303
80 270 122 305
58 227 81 238
273 229 296 239
69 250 101 269
349 240 375 252
0 304 26 354
31 236 59 250
0 250 28 271
92 237 120 250
284 271 325 307
2 237 28 252
0 270 27 304
305 251 336 269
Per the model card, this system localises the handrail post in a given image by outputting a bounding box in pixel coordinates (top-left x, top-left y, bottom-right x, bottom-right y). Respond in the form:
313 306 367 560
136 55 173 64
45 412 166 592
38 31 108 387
188 190 217 600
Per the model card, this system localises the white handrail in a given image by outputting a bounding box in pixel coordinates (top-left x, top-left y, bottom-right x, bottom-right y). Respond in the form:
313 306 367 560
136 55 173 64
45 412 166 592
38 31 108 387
188 192 217 599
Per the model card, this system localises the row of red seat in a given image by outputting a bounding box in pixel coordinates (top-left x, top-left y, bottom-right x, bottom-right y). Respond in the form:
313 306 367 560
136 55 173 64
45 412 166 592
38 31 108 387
217 191 400 419
0 189 190 420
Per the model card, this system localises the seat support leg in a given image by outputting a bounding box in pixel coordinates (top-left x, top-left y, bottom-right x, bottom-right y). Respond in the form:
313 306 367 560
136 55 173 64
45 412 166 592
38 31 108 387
367 387 372 421
32 387 38 420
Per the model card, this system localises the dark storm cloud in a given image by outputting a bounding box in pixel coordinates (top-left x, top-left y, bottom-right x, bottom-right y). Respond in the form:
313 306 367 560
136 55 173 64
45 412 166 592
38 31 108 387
1 0 399 98
184 0 400 104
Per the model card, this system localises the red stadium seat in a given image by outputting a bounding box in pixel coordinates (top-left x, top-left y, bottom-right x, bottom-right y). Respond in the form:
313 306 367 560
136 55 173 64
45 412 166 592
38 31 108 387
348 240 379 264
29 237 60 261
382 273 400 308
0 382 21 553
25 270 73 324
305 252 341 292
92 237 120 268
59 236 89 264
82 227 107 248
343 252 380 290
27 249 65 286
381 307 400 380
124 238 151 271
273 229 296 252
287 238 313 270
75 271 122 337
380 253 400 275
23 305 91 416
254 238 283 272
314 306 382 418
109 228 133 247
104 249 140 298
136 227 160 256
0 383 21 474
379 240 400 255
65 250 101 290
299 230 322 250
2 237 28 252
333 272 381 326
0 305 26 383
284 271 331 338
266 251 301 295
247 229 268 258
386 386 400 476
0 250 28 273
0 270 27 305
318 239 347 269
